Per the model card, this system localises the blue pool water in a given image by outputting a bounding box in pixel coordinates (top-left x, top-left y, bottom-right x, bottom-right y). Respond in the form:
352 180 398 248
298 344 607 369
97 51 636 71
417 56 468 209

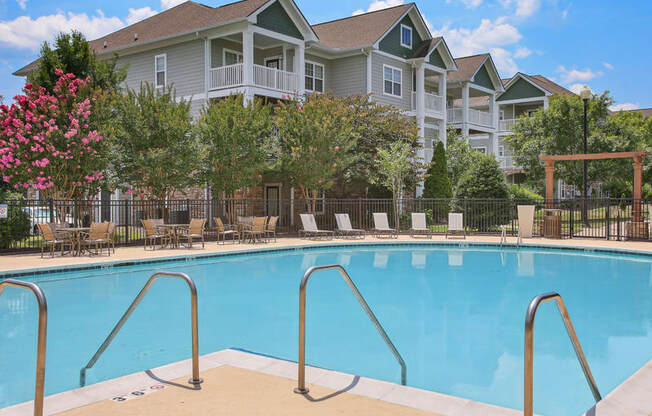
1 245 651 415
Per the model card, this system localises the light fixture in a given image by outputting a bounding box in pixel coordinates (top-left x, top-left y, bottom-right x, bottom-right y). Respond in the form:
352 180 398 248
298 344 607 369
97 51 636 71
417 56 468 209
580 85 591 101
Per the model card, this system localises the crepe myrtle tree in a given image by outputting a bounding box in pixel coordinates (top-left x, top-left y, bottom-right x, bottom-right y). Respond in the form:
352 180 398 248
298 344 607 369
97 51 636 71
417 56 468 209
274 92 358 213
0 70 107 208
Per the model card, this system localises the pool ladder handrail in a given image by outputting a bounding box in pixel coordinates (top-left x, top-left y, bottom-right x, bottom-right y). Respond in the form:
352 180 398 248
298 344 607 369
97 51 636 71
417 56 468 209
294 264 406 394
0 279 47 416
524 292 601 416
79 272 203 387
500 226 521 247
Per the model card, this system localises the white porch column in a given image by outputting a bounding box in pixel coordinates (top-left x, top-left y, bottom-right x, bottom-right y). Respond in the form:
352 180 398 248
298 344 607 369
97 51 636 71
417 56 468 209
415 63 426 197
295 44 305 96
366 51 373 94
242 30 254 104
462 82 470 139
543 96 550 109
282 44 288 71
439 71 447 148
204 38 210 97
489 92 499 157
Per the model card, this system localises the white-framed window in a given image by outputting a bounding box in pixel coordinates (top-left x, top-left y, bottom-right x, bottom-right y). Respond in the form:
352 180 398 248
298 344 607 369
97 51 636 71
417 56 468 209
264 55 283 69
499 110 505 120
527 109 537 117
472 146 487 154
223 48 243 66
305 61 324 93
383 65 402 97
155 54 166 88
400 24 412 48
498 145 505 157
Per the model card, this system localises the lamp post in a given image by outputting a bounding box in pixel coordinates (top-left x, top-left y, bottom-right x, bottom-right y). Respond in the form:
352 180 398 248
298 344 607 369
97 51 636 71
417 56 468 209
580 86 591 227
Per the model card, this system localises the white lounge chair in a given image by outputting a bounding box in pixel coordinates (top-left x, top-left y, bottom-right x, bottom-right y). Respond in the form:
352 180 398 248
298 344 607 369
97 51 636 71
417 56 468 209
410 213 432 239
372 213 398 238
446 213 466 239
335 213 365 239
299 214 334 240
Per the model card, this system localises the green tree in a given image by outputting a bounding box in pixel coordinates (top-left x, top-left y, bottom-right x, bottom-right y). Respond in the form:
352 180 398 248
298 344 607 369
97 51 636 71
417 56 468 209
28 31 126 93
455 154 509 231
0 188 30 249
111 83 199 201
274 93 358 213
423 141 452 199
445 128 483 192
373 141 420 229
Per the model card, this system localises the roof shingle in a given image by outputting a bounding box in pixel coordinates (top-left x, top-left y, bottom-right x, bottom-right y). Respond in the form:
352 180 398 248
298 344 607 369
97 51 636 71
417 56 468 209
447 54 489 83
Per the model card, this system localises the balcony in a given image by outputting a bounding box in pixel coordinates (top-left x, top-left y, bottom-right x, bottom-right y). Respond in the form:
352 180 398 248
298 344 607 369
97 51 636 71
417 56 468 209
209 64 299 94
447 108 493 128
411 92 445 114
499 118 518 132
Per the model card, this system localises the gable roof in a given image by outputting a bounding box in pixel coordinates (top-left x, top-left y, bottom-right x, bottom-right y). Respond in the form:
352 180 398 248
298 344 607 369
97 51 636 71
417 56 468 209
311 3 412 50
501 73 574 96
412 37 441 58
448 53 503 91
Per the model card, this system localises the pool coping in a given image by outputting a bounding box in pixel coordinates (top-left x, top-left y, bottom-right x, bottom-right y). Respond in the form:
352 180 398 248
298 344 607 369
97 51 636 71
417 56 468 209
2 239 651 279
0 348 523 416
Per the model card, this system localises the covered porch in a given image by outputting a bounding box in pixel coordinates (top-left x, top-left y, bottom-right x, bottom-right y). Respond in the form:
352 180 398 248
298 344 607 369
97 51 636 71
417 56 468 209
446 82 497 135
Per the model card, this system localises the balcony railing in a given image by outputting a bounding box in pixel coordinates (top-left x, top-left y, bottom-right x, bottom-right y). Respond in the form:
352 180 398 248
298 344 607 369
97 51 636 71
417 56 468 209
209 63 298 94
499 118 518 132
447 108 493 128
411 92 444 113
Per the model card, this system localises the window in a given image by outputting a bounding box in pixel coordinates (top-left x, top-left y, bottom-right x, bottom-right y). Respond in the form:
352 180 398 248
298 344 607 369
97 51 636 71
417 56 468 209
498 145 505 157
472 146 487 154
499 110 505 120
223 49 243 66
400 24 412 48
155 54 166 88
383 65 402 97
527 109 537 117
305 61 324 93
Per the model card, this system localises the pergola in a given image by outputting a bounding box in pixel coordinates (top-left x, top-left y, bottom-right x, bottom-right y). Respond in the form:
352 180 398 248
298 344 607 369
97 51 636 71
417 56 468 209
539 151 649 222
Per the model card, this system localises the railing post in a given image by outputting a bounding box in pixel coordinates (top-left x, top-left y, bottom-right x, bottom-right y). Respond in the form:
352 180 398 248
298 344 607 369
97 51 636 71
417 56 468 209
605 199 611 240
125 199 131 246
569 200 574 239
48 198 54 223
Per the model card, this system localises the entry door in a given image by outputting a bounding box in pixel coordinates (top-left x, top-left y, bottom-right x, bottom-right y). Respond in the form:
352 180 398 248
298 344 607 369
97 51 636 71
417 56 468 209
266 59 281 69
266 186 280 217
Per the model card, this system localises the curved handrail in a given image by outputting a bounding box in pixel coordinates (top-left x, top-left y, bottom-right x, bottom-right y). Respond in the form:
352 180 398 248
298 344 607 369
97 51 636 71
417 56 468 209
80 272 202 387
524 292 601 416
0 279 48 416
293 264 406 394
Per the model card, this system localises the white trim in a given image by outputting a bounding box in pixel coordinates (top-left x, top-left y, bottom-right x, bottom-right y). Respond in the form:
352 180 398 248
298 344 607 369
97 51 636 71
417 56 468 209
304 60 325 93
501 72 552 96
468 82 494 95
400 24 412 49
250 25 304 46
382 64 403 98
264 55 283 68
423 38 457 71
423 62 445 74
222 48 243 67
248 0 319 43
374 49 409 63
154 53 166 88
497 96 546 105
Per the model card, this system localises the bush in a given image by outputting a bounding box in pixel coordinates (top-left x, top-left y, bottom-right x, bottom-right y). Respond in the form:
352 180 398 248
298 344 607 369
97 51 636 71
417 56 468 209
423 141 452 199
454 155 510 231
0 190 31 249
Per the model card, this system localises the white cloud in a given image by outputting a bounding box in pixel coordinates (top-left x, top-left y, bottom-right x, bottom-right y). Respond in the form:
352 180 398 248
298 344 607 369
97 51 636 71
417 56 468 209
514 46 531 58
126 7 158 25
609 103 639 112
603 61 614 70
568 83 591 95
446 0 483 9
353 0 404 16
490 47 518 74
161 0 186 10
557 65 602 84
500 0 541 17
0 10 124 50
16 0 27 10
561 4 571 19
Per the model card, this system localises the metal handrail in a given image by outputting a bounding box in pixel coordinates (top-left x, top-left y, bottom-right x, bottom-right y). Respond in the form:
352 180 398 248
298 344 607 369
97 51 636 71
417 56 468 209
80 272 203 387
293 264 406 394
0 279 48 416
524 292 601 416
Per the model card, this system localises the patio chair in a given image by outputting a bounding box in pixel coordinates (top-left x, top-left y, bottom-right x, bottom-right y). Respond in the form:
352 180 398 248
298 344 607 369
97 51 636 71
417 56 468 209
299 214 334 239
372 213 398 239
265 216 279 242
410 213 432 239
141 219 170 250
446 213 466 239
214 217 238 244
80 222 111 256
36 223 73 258
180 219 206 249
242 217 267 244
334 213 365 239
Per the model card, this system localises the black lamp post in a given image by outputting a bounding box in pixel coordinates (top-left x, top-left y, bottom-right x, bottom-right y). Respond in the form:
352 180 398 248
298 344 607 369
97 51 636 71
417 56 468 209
580 86 592 227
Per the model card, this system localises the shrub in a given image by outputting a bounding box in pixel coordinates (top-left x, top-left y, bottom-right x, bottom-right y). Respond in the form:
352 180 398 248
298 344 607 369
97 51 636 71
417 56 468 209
0 190 30 249
423 141 452 199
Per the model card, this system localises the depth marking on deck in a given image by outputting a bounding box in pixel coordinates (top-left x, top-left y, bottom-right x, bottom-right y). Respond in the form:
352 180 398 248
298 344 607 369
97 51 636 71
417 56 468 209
111 384 167 403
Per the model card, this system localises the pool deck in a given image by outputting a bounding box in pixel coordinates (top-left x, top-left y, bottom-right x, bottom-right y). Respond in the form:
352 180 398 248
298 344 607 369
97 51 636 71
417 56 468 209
1 236 651 415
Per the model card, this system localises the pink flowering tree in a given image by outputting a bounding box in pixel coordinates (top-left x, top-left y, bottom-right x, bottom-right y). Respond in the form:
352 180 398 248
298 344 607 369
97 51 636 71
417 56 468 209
0 70 107 206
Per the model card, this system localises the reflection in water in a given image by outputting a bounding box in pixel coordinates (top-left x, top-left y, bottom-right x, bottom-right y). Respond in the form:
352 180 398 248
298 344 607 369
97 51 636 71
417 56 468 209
337 253 351 267
517 251 534 277
300 253 318 271
373 251 389 269
448 250 463 266
411 251 427 269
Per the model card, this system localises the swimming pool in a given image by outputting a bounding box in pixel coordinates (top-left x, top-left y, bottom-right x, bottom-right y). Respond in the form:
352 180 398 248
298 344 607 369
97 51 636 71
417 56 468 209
1 244 651 415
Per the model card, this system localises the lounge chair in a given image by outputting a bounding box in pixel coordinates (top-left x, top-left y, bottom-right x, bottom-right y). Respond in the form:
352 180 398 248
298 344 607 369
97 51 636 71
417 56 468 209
446 213 466 239
372 213 398 239
80 222 111 256
180 219 206 249
141 219 170 250
215 217 238 244
242 217 267 243
265 216 279 242
335 213 365 239
410 213 432 239
36 223 73 258
299 214 334 239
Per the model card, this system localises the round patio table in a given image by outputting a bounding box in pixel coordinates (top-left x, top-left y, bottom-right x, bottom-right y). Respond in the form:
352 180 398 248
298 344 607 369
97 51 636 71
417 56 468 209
58 227 90 256
157 224 189 248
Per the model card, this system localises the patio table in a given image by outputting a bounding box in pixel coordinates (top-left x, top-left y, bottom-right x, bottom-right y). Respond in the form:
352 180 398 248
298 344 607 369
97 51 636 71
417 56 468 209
157 224 189 248
58 227 90 256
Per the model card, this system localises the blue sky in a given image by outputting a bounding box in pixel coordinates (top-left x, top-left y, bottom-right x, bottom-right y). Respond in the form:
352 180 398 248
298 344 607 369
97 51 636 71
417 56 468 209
0 0 650 110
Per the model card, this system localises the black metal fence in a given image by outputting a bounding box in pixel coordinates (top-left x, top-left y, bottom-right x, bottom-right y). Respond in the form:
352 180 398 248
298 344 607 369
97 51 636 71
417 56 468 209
0 197 650 253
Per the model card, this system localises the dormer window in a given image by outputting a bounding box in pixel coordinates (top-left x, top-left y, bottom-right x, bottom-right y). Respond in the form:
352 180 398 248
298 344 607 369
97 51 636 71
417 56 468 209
400 24 412 48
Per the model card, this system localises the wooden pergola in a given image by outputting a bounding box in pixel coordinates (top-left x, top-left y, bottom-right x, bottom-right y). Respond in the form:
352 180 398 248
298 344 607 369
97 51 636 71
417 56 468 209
539 151 649 222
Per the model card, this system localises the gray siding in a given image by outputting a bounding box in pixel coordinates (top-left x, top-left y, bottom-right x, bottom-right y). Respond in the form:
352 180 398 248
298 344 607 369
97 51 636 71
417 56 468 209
120 39 205 99
329 55 366 97
210 38 242 68
304 53 331 92
371 52 412 110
